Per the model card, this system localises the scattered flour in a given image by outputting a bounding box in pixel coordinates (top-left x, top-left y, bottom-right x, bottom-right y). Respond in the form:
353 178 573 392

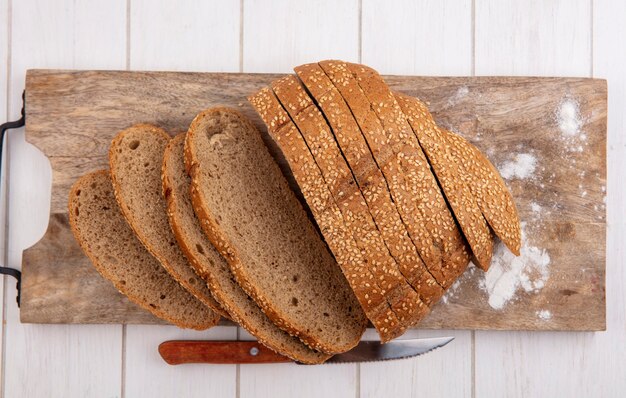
448 86 469 107
557 99 583 137
536 310 552 320
499 153 537 180
441 266 477 304
530 202 542 213
479 223 551 310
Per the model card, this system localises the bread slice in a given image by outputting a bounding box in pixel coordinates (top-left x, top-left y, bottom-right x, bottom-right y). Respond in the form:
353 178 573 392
68 170 219 330
184 107 367 353
108 124 225 316
162 133 330 364
271 75 430 330
441 128 521 255
294 63 444 307
249 89 404 342
342 62 475 279
395 93 496 270
319 60 467 288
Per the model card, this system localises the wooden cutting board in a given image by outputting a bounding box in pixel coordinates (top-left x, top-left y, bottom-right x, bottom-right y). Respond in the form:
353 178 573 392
19 70 607 331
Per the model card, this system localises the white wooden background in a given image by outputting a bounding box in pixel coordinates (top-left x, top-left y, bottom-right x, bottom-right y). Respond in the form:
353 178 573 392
0 0 623 397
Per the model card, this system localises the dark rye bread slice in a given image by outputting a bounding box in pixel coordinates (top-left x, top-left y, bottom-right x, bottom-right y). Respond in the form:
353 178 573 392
108 124 225 316
295 63 444 307
441 129 521 255
271 75 430 329
68 170 219 330
249 89 405 342
319 60 461 288
395 93 496 270
184 107 367 353
162 133 330 364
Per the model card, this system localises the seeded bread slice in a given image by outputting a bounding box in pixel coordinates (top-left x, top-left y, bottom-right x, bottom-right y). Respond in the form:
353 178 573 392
108 124 224 315
184 107 367 353
319 61 453 289
342 62 473 282
162 134 330 364
249 88 405 342
441 129 521 255
271 75 429 329
295 63 444 307
68 170 219 330
395 93 496 270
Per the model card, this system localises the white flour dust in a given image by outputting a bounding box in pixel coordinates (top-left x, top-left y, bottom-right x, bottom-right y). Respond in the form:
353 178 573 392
555 97 589 155
498 153 537 180
441 266 477 304
479 223 551 310
557 99 583 137
536 310 552 320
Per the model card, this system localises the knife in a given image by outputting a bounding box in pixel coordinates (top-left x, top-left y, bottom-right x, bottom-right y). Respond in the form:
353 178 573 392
158 336 454 365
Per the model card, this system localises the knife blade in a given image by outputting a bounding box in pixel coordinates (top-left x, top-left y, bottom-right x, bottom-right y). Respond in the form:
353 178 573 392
158 336 454 365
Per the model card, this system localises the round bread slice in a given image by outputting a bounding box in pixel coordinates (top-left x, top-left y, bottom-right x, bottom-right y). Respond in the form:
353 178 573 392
68 170 219 330
162 133 330 364
184 107 367 354
109 124 226 318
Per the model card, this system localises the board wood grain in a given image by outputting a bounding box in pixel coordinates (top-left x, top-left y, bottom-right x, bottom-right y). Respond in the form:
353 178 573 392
19 69 606 331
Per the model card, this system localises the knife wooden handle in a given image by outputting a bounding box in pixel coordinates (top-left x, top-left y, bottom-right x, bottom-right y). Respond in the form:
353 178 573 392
158 340 293 365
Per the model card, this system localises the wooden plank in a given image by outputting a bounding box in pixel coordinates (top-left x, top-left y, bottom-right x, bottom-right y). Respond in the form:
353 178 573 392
361 0 472 75
130 0 239 72
474 0 591 76
242 0 359 73
360 329 471 397
4 1 126 397
473 1 613 397
590 1 626 394
125 325 238 397
238 330 357 398
19 71 606 332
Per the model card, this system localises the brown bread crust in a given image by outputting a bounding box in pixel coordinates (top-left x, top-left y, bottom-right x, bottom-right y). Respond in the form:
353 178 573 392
295 63 444 307
395 93 493 270
441 129 521 256
319 60 460 287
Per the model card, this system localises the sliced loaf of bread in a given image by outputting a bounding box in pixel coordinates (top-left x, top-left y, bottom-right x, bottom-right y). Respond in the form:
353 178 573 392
271 75 430 329
319 60 459 288
395 93 495 270
184 107 367 353
250 88 404 342
162 133 330 364
295 63 444 307
68 170 219 330
108 124 226 317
